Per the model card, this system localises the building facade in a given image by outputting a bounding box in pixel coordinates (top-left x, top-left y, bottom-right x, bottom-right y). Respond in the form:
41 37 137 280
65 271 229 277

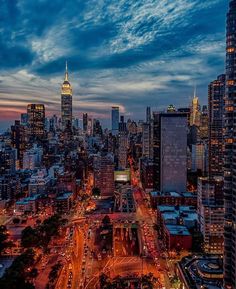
198 178 224 254
111 106 119 135
27 104 45 139
208 74 225 179
224 1 236 288
160 113 187 193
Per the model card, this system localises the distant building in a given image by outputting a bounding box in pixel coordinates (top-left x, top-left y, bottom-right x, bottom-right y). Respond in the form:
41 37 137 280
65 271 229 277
83 113 88 132
23 144 43 170
0 175 20 200
190 90 201 127
61 62 72 130
199 106 208 140
20 113 28 126
27 104 45 139
0 142 17 175
11 120 27 166
87 118 93 136
142 123 151 158
111 106 119 135
118 116 128 170
178 108 190 126
146 106 151 124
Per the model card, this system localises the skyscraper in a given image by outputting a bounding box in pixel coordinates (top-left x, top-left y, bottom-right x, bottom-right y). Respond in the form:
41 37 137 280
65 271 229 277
11 120 27 167
146 106 151 124
142 122 151 158
111 106 119 135
27 104 45 140
190 89 201 127
224 1 236 288
208 74 225 179
153 112 187 192
83 113 88 133
118 116 128 169
61 62 72 130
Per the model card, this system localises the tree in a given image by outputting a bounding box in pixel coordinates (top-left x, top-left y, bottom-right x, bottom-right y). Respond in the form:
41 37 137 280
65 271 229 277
170 276 181 289
141 273 158 289
13 218 21 225
92 187 101 197
102 215 111 226
0 249 36 289
48 262 62 283
0 225 12 255
21 226 40 248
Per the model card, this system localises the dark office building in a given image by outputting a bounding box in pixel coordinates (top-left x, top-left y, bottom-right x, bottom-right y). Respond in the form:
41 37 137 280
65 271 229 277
153 112 187 192
83 113 88 132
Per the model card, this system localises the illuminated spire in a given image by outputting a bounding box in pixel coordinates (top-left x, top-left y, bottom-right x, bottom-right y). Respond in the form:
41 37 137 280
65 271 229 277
65 61 69 81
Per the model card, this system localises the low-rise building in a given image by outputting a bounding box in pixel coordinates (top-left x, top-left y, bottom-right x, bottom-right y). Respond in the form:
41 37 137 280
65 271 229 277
28 169 52 196
15 195 39 215
157 205 198 251
164 225 192 251
55 192 73 214
150 191 197 209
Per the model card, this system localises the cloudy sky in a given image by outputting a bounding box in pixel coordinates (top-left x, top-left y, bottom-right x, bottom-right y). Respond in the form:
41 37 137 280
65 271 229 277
0 0 228 130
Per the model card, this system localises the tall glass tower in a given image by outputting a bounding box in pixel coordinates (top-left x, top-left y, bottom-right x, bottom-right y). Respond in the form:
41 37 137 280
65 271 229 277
111 106 119 135
224 1 236 288
61 62 72 130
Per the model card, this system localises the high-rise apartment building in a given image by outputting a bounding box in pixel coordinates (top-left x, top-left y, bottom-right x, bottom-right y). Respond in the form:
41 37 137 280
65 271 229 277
153 112 187 192
11 120 27 166
27 104 45 139
142 122 151 158
198 178 224 254
209 74 225 179
111 107 119 135
61 62 72 130
224 1 236 288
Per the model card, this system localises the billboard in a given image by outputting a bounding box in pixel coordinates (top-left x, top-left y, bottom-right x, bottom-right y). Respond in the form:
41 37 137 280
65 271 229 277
114 169 131 182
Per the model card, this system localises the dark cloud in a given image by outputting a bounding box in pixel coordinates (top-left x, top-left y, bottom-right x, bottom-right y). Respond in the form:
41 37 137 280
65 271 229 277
0 0 229 128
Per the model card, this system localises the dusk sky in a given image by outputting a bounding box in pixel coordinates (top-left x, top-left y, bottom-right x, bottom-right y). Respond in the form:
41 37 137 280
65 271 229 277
0 0 228 130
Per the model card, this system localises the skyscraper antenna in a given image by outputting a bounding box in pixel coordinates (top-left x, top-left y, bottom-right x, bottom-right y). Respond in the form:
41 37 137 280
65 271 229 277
65 61 68 81
194 85 197 98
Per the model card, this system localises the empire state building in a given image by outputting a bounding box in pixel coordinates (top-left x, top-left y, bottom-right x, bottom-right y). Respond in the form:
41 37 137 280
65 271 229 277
61 62 72 130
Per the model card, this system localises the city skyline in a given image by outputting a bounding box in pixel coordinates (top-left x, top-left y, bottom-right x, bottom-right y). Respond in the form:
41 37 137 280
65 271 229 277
0 0 228 131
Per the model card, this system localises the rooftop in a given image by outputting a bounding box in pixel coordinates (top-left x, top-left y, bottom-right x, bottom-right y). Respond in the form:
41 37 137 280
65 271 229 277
166 225 190 236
